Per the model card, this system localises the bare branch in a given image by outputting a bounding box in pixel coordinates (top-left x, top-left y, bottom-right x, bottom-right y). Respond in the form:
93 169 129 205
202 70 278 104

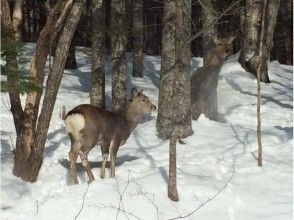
168 165 235 220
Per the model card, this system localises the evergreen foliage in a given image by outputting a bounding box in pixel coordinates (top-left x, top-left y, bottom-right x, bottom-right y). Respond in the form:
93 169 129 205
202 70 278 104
1 26 41 94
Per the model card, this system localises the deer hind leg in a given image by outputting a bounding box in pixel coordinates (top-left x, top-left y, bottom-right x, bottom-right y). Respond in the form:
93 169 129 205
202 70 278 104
110 138 120 178
69 149 79 184
99 144 109 179
79 149 95 183
203 90 218 121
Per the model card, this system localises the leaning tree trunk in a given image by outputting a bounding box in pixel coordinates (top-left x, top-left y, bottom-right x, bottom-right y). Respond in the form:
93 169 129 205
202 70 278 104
111 0 127 111
201 0 217 65
239 0 270 83
132 0 144 77
156 0 193 140
12 0 85 182
90 0 105 108
29 0 85 181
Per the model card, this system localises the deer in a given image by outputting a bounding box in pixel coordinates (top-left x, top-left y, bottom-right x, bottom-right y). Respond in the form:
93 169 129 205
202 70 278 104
191 36 235 121
64 87 156 184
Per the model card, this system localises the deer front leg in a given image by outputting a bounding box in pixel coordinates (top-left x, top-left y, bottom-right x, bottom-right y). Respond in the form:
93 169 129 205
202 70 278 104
69 150 79 184
100 144 109 179
110 139 120 178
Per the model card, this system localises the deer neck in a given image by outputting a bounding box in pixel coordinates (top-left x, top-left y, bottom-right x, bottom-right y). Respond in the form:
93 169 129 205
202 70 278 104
206 50 225 67
124 102 144 130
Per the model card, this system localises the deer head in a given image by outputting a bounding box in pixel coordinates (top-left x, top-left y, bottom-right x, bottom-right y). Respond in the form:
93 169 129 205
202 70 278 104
213 36 236 59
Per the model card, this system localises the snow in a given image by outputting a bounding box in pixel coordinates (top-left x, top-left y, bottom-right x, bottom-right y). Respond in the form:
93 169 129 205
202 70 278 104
1 43 293 220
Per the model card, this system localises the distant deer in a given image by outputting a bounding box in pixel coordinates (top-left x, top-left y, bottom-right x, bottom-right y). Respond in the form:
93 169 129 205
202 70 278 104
64 88 156 184
191 36 235 121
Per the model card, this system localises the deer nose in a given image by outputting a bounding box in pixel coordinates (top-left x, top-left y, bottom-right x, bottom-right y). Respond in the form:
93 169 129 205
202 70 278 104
151 105 157 111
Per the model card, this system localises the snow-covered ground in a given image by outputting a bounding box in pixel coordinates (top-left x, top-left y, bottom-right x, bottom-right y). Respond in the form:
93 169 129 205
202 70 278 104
1 44 293 220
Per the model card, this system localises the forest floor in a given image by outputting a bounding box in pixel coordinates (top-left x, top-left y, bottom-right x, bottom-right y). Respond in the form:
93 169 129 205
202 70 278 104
1 44 293 220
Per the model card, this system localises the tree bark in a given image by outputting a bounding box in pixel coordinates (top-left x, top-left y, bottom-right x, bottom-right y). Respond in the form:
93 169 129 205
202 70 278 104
111 0 127 111
156 0 193 140
65 36 77 69
12 0 79 182
271 0 292 65
168 129 179 202
1 0 24 136
12 0 24 40
132 0 144 77
201 0 217 66
90 0 105 108
239 0 270 83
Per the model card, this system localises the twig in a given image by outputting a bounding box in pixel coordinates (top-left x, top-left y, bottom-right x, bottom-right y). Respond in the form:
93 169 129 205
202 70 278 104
116 171 131 220
99 205 141 220
131 176 160 220
75 183 90 220
168 165 235 220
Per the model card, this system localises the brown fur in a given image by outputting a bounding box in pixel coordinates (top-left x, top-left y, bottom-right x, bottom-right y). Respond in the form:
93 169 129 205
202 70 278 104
191 36 235 121
64 88 156 184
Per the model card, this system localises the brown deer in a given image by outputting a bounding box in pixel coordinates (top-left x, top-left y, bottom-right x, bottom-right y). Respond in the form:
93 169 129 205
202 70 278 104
64 88 156 184
191 36 235 121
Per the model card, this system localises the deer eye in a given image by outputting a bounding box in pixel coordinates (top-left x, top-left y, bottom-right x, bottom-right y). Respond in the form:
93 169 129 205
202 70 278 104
142 99 146 102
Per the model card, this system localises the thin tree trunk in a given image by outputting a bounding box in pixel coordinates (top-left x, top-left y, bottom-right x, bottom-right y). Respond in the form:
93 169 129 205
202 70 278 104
132 0 144 77
90 0 105 108
111 0 127 111
12 0 24 40
168 129 179 202
201 0 217 65
256 0 268 167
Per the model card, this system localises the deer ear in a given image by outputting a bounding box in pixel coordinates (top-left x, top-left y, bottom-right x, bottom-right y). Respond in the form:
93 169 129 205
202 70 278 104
131 87 138 98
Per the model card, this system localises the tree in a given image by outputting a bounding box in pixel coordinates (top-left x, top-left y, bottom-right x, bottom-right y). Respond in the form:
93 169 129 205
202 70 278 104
156 0 193 140
157 0 193 201
201 0 217 66
65 35 77 69
5 0 85 182
12 0 24 40
111 0 127 111
239 0 280 83
271 0 292 65
132 0 144 77
90 0 105 108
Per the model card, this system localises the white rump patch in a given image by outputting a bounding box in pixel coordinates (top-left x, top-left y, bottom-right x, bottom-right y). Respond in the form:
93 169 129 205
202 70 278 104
64 114 85 141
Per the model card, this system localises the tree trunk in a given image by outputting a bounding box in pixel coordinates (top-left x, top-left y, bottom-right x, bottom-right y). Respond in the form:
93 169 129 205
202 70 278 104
258 0 280 79
132 0 144 77
239 0 270 83
30 0 85 181
111 0 127 111
12 0 24 40
90 0 105 108
271 0 292 65
168 129 179 202
12 0 79 182
156 0 193 140
65 36 77 69
201 0 217 65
